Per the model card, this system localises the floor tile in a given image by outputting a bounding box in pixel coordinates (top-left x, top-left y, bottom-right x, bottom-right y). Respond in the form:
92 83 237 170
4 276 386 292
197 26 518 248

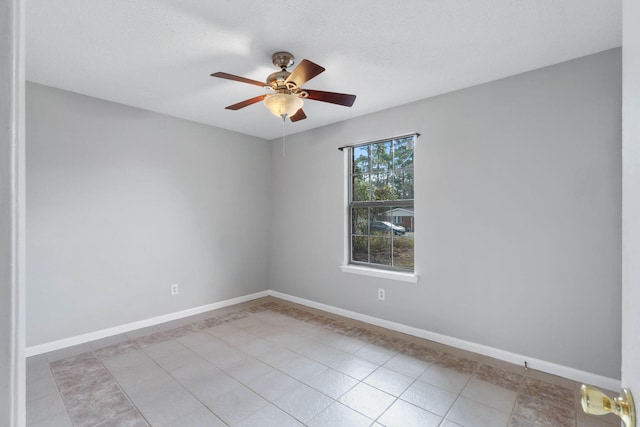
151 346 205 372
512 399 575 427
383 352 430 378
525 368 578 391
364 366 415 396
133 330 172 348
26 374 59 402
418 364 472 394
93 409 148 427
164 323 200 340
162 406 226 427
576 411 621 426
274 383 335 423
377 399 443 427
100 349 150 373
28 410 74 427
142 339 188 359
63 385 136 427
354 343 396 365
474 363 524 392
514 380 575 427
122 374 185 404
167 358 220 385
338 382 396 420
26 355 50 375
110 360 169 391
305 367 358 399
433 353 479 375
331 354 379 380
400 379 458 416
133 387 204 426
278 355 327 381
307 401 373 427
215 327 260 347
186 371 243 403
245 369 302 401
461 377 518 413
236 337 280 357
203 384 269 425
199 345 252 370
447 396 511 427
256 347 299 368
225 357 274 384
189 337 232 358
294 341 349 366
94 341 139 360
325 335 368 354
26 393 68 424
235 404 304 427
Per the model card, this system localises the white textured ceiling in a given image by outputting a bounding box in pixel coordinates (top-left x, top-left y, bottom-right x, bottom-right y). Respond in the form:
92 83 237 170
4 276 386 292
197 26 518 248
26 0 621 140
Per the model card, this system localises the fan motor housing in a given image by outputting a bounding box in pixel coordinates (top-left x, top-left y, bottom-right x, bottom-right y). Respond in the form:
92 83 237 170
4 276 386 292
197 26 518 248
272 52 295 69
266 70 291 87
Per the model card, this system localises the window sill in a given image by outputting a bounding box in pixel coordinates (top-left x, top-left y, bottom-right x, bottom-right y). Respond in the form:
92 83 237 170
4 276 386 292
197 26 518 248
339 265 418 283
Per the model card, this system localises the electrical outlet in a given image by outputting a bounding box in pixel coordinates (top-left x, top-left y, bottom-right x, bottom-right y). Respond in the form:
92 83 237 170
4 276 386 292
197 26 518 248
170 284 179 295
378 288 385 301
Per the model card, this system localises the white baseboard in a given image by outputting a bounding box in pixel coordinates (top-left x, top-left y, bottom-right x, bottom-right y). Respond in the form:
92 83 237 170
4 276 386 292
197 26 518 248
268 290 621 391
25 291 269 357
26 288 620 391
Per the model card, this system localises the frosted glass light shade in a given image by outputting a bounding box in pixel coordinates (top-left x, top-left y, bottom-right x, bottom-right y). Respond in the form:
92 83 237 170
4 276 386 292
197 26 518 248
264 94 303 118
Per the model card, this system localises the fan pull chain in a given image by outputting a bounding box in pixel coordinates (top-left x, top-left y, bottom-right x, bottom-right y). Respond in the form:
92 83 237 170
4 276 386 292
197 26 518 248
281 114 286 157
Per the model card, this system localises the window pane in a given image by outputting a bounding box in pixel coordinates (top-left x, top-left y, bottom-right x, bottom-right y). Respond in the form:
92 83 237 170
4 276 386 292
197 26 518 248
394 137 414 169
387 206 413 232
392 236 414 268
371 141 392 173
372 172 393 201
370 236 391 266
352 236 369 262
393 168 414 200
353 145 370 174
352 207 369 235
370 207 392 237
352 174 371 201
348 134 415 272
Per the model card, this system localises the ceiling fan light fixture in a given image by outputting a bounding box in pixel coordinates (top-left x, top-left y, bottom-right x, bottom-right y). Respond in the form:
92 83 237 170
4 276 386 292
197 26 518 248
264 93 303 119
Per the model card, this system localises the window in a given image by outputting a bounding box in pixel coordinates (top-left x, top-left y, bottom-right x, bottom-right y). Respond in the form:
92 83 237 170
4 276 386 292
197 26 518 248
348 134 415 271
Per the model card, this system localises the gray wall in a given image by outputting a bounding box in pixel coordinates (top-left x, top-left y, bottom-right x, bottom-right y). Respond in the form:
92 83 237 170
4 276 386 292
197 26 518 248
26 83 271 346
269 49 622 379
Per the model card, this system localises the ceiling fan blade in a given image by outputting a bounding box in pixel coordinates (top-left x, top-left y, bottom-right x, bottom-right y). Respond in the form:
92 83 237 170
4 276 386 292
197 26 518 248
289 109 307 122
225 94 267 110
285 59 325 87
211 72 266 87
304 89 356 107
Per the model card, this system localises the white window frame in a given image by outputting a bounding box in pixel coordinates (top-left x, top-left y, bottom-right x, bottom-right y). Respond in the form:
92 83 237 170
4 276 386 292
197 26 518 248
341 133 418 281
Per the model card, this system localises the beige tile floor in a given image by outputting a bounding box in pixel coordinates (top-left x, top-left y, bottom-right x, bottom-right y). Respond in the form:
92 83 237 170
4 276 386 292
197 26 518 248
26 297 620 427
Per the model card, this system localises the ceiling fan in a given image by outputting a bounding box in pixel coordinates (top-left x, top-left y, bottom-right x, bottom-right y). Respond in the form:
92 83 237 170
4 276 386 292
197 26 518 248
211 52 356 122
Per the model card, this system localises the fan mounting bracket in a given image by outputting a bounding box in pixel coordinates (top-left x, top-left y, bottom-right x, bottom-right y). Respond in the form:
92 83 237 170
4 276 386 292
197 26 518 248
272 52 295 70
